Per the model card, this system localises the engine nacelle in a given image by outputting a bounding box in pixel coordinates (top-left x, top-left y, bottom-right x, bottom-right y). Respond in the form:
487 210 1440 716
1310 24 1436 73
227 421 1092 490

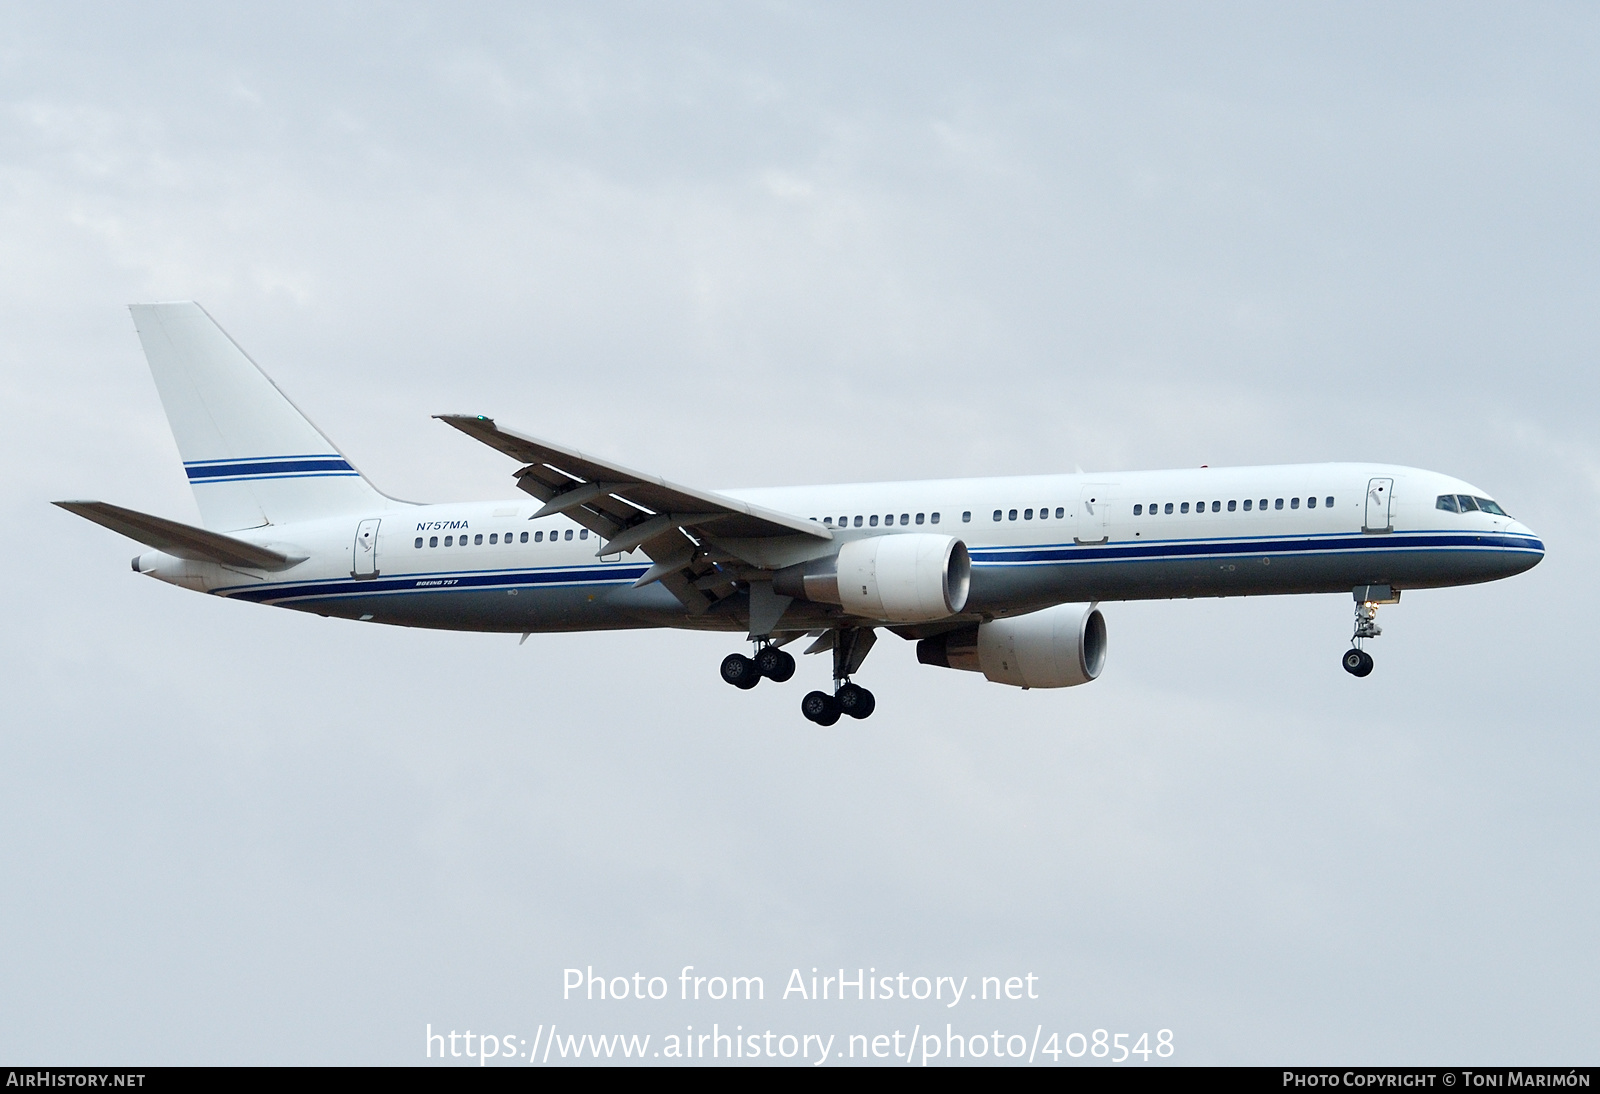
916 603 1107 688
773 533 970 623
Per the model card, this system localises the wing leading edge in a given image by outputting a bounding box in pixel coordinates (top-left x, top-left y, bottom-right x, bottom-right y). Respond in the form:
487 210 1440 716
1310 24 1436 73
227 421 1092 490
435 415 834 615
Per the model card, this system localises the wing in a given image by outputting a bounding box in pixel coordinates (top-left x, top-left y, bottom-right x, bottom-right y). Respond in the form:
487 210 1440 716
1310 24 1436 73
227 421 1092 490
436 415 834 613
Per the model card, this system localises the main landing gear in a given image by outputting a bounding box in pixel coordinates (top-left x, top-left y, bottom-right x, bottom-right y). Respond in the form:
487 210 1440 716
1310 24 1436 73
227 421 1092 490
720 644 795 689
800 682 876 726
720 627 879 725
801 627 877 725
1342 584 1399 678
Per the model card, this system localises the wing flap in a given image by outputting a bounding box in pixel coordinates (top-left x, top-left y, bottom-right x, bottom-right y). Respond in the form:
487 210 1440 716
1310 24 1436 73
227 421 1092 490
54 501 304 570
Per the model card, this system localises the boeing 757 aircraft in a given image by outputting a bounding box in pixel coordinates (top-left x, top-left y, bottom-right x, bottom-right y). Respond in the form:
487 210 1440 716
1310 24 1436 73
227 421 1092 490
57 303 1544 724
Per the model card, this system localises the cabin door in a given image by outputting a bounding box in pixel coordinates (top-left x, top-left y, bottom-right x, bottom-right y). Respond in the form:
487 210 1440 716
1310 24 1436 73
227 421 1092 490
352 518 381 577
1076 486 1110 544
1363 478 1393 533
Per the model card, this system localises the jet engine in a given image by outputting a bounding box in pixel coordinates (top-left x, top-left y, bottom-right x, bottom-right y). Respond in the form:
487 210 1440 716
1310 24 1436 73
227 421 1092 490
916 602 1106 688
773 534 971 623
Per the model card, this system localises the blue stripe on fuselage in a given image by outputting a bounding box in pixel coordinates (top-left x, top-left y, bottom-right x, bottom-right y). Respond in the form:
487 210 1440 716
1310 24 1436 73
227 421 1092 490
217 563 652 605
970 530 1544 566
209 530 1542 607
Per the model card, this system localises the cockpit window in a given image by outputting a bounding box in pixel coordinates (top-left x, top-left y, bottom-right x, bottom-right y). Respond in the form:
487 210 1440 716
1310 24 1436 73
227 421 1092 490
1439 493 1510 517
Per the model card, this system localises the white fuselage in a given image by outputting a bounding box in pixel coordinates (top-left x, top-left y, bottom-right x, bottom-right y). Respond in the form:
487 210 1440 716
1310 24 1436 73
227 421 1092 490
134 461 1543 635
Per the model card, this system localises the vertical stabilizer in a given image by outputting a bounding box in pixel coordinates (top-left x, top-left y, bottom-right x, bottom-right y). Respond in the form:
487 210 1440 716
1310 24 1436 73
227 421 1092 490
130 302 390 530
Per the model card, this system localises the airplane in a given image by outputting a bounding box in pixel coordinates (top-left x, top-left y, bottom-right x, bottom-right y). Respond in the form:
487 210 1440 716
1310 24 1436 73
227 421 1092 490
56 303 1545 724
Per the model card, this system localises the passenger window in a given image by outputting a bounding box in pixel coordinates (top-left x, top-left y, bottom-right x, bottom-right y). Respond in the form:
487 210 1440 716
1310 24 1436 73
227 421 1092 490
521 532 529 543
853 516 863 527
1227 500 1236 512
900 514 909 526
534 531 543 542
962 511 971 522
1290 498 1299 510
1326 496 1334 508
1008 509 1018 521
931 513 940 524
1457 495 1479 512
428 536 438 547
565 529 573 540
444 535 453 546
1211 501 1220 513
1243 499 1252 511
915 513 924 525
1306 497 1315 509
823 517 833 526
1134 504 1143 516
1181 502 1189 514
579 530 588 540
870 515 879 527
414 537 423 548
1164 503 1174 514
1274 499 1284 510
489 533 498 544
1024 508 1034 520
993 510 1001 521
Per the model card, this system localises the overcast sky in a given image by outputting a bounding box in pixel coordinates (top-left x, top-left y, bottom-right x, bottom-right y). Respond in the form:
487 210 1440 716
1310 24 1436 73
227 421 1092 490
3 2 1597 1065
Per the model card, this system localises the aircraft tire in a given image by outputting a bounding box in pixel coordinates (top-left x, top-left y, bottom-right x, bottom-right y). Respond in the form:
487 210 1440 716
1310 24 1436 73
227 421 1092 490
756 646 796 682
836 683 875 719
721 653 761 689
1342 649 1374 677
802 690 841 725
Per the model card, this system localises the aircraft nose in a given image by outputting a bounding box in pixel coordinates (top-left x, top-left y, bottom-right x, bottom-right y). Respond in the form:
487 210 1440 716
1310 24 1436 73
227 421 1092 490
1505 521 1544 569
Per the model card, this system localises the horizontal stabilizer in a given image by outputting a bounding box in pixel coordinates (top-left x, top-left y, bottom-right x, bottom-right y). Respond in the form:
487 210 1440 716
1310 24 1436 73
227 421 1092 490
53 501 304 570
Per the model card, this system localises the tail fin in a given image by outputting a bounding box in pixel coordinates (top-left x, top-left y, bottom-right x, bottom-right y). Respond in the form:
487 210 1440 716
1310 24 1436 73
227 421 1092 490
130 302 390 530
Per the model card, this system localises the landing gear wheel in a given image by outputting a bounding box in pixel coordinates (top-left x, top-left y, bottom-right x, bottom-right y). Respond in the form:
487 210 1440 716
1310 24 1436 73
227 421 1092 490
721 653 761 690
755 646 796 682
1342 648 1374 677
835 683 876 719
801 690 841 726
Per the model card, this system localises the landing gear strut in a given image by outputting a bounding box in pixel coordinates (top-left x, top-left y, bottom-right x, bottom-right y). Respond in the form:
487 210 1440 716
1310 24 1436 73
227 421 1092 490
1343 584 1399 678
801 627 877 725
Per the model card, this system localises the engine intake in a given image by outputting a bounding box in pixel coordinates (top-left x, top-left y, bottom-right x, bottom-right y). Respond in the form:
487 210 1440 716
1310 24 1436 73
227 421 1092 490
917 603 1106 688
774 534 970 623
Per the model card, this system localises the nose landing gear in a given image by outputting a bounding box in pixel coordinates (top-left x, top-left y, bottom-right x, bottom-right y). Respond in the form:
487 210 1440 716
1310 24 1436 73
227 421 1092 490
1342 647 1374 677
1343 584 1399 678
